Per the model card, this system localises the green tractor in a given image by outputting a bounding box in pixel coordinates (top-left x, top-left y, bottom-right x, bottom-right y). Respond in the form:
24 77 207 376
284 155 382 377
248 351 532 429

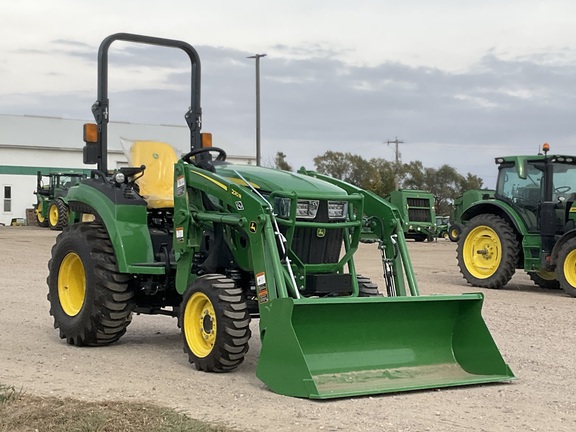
457 145 576 297
435 215 450 240
46 33 514 399
385 189 437 242
35 171 86 229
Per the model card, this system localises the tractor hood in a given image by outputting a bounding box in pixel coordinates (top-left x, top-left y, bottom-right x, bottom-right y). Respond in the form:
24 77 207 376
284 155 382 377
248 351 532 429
214 163 348 197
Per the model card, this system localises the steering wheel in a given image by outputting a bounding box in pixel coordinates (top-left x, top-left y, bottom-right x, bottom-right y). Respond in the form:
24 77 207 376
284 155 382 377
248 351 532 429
181 147 227 164
555 186 571 194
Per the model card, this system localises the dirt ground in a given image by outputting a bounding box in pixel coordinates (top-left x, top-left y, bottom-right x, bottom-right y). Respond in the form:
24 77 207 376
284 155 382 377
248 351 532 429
1 226 575 432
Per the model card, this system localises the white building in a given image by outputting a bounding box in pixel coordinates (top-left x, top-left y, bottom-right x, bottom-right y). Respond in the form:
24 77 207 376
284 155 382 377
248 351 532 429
0 114 255 225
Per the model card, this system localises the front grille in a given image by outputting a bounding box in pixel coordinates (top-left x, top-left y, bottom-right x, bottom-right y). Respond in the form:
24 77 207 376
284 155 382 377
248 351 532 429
407 197 432 222
290 227 342 264
408 208 432 222
280 200 343 265
407 197 430 208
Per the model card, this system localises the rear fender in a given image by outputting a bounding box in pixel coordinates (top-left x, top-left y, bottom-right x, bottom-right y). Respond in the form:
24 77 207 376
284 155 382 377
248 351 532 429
461 201 529 237
67 182 154 273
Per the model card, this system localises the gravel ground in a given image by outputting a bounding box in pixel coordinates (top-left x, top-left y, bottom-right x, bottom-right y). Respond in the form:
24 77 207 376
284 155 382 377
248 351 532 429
1 226 575 431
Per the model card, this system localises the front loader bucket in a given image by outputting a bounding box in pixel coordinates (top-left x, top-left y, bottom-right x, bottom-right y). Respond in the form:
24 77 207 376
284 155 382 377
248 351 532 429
256 294 514 399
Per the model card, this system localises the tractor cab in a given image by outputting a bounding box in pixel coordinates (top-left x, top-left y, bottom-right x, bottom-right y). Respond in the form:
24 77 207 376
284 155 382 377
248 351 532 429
494 149 576 234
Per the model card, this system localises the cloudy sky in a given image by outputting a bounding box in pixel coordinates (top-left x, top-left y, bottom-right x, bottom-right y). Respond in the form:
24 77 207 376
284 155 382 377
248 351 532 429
2 1 576 187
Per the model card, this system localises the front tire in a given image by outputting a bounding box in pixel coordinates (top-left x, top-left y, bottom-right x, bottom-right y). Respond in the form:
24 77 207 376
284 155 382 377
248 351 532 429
448 224 462 242
47 223 134 346
36 201 49 227
457 214 519 288
181 274 251 372
556 238 576 297
528 271 561 290
357 275 381 297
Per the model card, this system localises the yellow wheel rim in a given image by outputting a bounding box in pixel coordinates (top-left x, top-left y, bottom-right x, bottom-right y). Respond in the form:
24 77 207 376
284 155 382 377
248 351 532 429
184 292 217 358
37 202 45 223
49 204 59 226
563 250 576 287
450 228 458 238
463 225 502 279
58 253 86 316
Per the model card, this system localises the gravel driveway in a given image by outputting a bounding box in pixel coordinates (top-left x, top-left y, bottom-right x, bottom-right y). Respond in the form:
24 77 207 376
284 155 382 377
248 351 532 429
1 227 575 431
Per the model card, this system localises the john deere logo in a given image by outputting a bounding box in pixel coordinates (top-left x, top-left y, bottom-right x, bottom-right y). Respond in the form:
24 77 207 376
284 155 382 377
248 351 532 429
316 228 326 238
249 221 257 233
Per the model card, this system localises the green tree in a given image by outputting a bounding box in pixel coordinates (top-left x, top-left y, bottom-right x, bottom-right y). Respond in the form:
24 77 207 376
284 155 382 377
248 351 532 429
313 151 396 196
274 151 292 171
313 151 350 180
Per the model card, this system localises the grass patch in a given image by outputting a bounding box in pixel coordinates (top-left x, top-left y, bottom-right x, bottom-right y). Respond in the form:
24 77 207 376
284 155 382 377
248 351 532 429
0 387 241 432
0 384 23 404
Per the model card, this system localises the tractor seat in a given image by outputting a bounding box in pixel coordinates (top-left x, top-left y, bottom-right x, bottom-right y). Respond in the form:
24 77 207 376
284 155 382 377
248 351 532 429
129 140 179 209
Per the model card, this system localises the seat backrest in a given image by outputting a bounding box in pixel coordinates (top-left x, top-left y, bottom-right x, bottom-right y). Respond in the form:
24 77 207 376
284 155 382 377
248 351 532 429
129 140 179 209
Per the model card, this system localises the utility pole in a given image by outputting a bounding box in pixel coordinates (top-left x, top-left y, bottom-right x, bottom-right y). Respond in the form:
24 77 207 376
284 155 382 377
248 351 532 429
387 137 404 190
247 54 266 166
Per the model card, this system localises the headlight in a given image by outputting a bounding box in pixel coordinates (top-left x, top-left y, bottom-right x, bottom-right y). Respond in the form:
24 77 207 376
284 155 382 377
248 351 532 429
114 172 126 184
328 201 348 219
296 200 319 219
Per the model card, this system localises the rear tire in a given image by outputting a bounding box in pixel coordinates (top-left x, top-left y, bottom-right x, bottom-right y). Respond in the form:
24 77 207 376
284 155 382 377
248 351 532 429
48 199 69 230
528 271 561 290
556 238 576 297
457 214 519 288
47 222 134 346
181 274 251 372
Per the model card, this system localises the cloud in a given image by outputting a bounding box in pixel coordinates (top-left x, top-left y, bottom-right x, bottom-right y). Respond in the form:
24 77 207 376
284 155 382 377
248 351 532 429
2 41 576 187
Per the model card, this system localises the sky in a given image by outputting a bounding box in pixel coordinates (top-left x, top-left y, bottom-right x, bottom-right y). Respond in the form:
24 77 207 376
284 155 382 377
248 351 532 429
2 1 576 188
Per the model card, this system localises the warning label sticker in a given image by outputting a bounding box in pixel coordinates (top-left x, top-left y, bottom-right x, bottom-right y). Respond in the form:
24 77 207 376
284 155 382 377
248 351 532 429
256 272 268 303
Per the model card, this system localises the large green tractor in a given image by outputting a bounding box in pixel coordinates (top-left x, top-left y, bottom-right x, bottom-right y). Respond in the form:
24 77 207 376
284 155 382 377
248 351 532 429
457 145 576 297
35 171 86 229
46 33 514 399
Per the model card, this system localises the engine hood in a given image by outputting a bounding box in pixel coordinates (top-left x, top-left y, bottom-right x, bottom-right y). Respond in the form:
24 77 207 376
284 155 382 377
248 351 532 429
214 163 348 197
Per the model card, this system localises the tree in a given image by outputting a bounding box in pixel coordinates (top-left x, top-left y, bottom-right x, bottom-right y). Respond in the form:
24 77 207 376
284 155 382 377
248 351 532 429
313 151 350 180
313 151 396 196
274 152 292 171
313 151 485 214
460 173 484 191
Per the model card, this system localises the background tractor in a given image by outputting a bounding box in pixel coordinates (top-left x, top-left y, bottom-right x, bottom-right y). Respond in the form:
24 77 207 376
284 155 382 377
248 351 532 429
456 145 576 297
435 215 450 239
385 189 436 242
46 33 514 399
35 171 86 229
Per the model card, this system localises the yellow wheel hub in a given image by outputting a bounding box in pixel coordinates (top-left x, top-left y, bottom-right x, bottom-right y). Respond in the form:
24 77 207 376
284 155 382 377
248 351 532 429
49 204 59 226
563 250 576 288
463 225 502 279
58 252 86 316
184 292 217 358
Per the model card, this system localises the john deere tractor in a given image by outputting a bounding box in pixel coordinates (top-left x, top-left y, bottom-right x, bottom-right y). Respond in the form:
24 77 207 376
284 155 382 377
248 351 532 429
46 33 514 399
457 145 576 297
35 171 86 229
